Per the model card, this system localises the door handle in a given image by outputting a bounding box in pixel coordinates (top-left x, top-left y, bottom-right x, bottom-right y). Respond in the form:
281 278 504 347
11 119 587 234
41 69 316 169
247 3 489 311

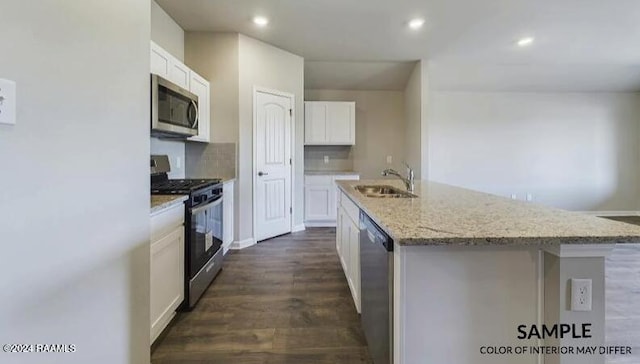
258 171 268 176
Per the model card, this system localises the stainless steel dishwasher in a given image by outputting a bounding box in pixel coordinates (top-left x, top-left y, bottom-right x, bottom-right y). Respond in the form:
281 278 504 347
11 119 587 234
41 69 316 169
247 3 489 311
360 211 393 364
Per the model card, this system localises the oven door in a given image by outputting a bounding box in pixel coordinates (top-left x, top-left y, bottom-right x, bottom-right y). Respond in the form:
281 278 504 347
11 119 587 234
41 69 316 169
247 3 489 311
188 197 223 279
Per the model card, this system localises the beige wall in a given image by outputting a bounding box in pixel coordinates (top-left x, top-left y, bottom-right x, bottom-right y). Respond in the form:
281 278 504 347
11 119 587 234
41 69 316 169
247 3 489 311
185 32 239 143
239 34 305 239
428 91 640 211
305 89 406 179
151 0 184 61
0 1 151 363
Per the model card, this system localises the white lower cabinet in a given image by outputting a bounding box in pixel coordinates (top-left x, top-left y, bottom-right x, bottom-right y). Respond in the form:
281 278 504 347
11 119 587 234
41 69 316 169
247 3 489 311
223 180 234 254
305 173 359 226
150 203 185 344
336 190 361 313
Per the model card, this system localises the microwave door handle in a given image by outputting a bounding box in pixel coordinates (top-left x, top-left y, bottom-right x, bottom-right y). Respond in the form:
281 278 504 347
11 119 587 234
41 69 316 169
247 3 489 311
190 100 199 129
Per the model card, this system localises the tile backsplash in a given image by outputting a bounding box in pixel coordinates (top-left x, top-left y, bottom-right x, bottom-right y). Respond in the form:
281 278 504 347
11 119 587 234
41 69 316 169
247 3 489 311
304 145 354 171
185 142 236 179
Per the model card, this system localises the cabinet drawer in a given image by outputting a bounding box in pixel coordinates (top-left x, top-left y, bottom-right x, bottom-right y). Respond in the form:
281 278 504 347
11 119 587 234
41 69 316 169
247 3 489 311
341 192 360 225
305 175 333 186
151 203 185 242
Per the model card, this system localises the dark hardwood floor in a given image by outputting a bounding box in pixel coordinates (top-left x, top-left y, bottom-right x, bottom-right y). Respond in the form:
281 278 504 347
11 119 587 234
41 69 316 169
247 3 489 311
151 228 372 364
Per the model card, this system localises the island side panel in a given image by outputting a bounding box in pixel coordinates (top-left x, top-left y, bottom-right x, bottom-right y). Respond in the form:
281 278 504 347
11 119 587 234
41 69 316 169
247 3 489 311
544 253 606 364
397 244 540 364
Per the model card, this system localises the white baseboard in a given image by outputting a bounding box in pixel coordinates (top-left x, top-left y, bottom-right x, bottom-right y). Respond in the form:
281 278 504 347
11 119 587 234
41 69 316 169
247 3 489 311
230 237 256 250
292 224 306 232
304 221 337 228
577 211 640 217
222 240 233 255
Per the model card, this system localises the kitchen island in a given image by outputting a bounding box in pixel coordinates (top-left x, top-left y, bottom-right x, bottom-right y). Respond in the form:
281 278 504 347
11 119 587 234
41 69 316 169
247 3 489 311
336 179 640 364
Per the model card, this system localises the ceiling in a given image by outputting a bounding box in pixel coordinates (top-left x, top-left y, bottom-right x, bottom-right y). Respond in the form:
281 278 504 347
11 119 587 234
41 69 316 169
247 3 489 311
156 0 640 91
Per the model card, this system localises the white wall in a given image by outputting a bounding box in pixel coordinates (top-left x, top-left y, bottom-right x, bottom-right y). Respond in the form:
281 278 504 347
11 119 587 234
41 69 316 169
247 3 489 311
404 62 424 179
150 137 186 178
150 0 184 61
428 92 640 211
305 89 406 179
150 0 186 178
0 1 150 363
238 34 305 240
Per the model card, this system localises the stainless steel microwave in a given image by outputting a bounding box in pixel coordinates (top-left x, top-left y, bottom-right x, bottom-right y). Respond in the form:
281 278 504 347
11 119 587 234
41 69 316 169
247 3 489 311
151 74 199 138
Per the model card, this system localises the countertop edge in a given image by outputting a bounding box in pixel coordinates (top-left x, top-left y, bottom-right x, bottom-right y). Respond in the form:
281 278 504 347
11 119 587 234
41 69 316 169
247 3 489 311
305 170 360 176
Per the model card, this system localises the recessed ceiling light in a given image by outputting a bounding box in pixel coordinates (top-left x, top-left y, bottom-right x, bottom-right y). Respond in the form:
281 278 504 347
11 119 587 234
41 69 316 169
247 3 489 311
408 18 425 30
517 37 534 47
253 16 269 27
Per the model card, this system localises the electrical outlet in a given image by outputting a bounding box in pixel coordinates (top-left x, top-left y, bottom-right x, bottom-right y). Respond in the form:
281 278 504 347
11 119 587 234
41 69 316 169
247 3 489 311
526 193 533 202
571 279 592 311
324 155 329 164
386 155 393 164
0 78 16 125
510 194 517 200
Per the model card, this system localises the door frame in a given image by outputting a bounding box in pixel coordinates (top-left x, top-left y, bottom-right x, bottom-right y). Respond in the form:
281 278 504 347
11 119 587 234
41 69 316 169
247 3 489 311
252 86 296 241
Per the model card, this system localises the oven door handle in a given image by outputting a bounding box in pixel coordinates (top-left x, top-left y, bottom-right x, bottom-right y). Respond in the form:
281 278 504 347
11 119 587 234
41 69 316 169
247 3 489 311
190 197 222 215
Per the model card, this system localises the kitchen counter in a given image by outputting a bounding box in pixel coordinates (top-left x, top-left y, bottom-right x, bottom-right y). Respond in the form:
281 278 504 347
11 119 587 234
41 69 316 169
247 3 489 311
336 179 640 246
305 170 359 176
150 195 188 215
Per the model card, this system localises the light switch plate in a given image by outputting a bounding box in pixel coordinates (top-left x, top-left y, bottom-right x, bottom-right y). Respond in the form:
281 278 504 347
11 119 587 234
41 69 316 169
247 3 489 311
0 79 16 125
571 278 592 311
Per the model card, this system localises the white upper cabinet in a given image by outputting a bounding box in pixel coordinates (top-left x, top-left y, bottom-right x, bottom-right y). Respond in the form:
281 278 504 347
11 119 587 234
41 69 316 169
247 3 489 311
169 62 190 90
150 41 210 143
304 101 355 145
188 71 211 143
150 41 171 78
150 41 189 89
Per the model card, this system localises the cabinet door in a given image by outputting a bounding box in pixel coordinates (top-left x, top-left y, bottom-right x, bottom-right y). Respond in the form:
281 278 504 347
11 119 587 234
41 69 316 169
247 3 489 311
150 41 171 79
336 206 343 256
327 102 355 145
188 71 210 143
169 61 190 90
348 218 361 312
305 185 332 221
339 212 350 274
304 102 328 144
150 226 184 343
223 181 234 254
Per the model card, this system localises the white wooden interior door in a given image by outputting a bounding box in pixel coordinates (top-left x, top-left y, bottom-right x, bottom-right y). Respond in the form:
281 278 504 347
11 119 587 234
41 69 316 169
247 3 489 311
255 91 292 241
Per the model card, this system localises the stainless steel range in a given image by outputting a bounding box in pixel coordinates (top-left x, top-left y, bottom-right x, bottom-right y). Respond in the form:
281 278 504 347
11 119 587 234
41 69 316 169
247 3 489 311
151 155 224 310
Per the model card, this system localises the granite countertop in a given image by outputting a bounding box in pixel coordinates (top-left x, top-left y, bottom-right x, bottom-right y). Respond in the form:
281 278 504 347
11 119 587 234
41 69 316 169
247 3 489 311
305 170 359 176
336 179 640 246
151 195 188 215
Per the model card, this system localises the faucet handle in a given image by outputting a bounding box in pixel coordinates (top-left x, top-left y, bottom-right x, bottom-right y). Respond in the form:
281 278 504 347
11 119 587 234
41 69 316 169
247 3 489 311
403 162 415 182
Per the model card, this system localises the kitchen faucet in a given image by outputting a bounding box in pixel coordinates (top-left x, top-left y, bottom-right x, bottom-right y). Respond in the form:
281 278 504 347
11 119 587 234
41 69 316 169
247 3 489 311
382 162 415 192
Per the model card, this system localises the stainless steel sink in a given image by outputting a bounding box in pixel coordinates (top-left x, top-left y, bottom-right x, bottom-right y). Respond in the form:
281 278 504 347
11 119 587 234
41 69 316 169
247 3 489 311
355 185 417 198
